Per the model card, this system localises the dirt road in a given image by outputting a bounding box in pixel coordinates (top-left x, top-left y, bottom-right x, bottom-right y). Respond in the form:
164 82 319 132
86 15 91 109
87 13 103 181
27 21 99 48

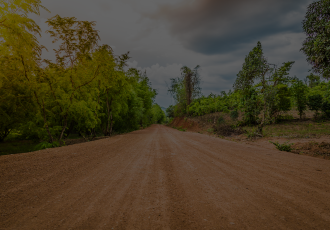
1 125 330 229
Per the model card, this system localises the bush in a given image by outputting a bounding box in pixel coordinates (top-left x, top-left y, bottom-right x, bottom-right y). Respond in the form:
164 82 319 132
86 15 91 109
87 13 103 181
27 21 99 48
269 141 294 152
33 141 61 151
321 100 330 118
245 127 262 139
307 94 323 118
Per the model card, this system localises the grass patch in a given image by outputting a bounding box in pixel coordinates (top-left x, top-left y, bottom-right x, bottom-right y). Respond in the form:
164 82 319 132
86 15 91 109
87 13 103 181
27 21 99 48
245 120 330 138
269 141 294 152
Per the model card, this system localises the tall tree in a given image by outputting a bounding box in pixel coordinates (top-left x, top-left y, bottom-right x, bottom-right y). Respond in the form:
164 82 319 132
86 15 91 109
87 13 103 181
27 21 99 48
301 0 330 80
0 0 49 141
37 15 101 144
168 65 201 116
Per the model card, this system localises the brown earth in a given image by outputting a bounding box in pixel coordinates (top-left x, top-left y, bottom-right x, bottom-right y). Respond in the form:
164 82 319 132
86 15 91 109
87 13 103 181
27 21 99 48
169 116 330 160
1 124 330 230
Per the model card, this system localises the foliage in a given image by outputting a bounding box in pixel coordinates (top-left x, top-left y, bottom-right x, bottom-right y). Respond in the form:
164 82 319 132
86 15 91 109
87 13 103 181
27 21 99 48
0 2 160 147
245 127 263 139
151 104 166 124
166 105 175 118
234 41 295 129
0 0 49 142
301 0 330 79
321 100 330 118
306 73 321 88
168 65 201 116
307 94 323 118
269 141 294 152
33 141 60 151
291 79 309 119
188 94 230 117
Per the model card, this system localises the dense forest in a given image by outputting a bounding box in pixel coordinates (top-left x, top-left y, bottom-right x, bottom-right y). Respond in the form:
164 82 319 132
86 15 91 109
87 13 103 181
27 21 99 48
167 0 330 137
0 0 165 149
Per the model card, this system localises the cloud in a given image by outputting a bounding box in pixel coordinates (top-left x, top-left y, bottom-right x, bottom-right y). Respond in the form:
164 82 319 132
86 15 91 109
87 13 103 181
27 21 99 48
146 0 313 55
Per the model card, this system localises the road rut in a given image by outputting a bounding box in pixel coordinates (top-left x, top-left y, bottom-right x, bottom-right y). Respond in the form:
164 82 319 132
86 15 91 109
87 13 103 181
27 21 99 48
1 125 330 229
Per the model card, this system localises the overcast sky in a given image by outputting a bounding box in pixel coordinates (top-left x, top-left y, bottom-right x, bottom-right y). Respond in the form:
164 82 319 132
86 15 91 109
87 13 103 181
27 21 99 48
33 0 314 108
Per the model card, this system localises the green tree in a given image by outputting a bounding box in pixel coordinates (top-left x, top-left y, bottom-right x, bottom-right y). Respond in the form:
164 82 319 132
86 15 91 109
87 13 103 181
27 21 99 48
34 15 102 144
307 94 323 118
306 73 321 88
151 104 166 124
291 79 309 119
168 65 201 116
234 42 294 134
301 0 330 80
166 105 175 118
0 0 49 142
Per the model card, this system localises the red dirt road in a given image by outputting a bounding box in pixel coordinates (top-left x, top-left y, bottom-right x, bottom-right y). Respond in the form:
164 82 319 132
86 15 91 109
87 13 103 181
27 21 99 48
1 125 330 230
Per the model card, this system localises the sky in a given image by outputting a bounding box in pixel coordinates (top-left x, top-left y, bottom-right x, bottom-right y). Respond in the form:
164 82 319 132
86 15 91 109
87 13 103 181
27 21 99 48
32 0 315 108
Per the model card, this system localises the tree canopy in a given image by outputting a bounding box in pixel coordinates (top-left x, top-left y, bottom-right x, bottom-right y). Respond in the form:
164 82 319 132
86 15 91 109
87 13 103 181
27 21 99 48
301 0 330 79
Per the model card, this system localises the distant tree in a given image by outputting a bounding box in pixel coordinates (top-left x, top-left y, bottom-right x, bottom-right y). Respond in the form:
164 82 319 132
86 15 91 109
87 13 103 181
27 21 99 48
291 79 309 119
307 94 323 118
301 0 330 80
151 104 166 124
234 41 295 134
168 65 201 116
166 105 175 118
306 73 321 88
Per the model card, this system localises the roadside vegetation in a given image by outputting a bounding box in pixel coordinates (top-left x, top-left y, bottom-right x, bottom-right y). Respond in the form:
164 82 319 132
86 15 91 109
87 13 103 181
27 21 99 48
166 0 330 159
0 0 165 155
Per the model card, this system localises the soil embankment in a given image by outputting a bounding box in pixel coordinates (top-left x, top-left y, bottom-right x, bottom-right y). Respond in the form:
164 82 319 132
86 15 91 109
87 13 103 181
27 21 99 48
1 125 330 229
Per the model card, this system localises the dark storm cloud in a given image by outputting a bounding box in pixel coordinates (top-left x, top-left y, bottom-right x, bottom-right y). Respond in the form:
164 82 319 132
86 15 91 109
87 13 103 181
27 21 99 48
147 0 311 55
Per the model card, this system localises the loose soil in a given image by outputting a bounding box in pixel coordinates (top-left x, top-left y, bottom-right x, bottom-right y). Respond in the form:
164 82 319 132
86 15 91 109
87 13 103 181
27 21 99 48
1 125 330 229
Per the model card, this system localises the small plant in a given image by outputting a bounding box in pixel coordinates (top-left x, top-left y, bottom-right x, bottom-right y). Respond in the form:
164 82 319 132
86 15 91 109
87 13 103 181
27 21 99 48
269 141 294 152
307 94 323 118
207 128 214 133
33 141 60 151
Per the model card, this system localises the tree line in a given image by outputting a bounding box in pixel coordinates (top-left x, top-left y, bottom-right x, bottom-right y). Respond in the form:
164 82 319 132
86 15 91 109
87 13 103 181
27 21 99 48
167 0 330 135
0 0 165 146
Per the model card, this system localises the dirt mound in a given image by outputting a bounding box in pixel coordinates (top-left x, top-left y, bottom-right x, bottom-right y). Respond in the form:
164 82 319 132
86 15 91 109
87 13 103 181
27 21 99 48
292 141 330 159
169 117 200 132
213 124 246 137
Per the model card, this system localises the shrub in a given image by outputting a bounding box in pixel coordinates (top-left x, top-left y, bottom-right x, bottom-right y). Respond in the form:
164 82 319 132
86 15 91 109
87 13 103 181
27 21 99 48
245 127 262 139
207 128 214 133
307 94 323 118
33 141 61 151
321 100 330 118
269 141 294 152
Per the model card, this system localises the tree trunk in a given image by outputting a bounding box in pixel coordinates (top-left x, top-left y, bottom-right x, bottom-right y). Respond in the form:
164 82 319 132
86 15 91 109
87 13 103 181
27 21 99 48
110 111 113 136
58 116 68 145
105 93 113 136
